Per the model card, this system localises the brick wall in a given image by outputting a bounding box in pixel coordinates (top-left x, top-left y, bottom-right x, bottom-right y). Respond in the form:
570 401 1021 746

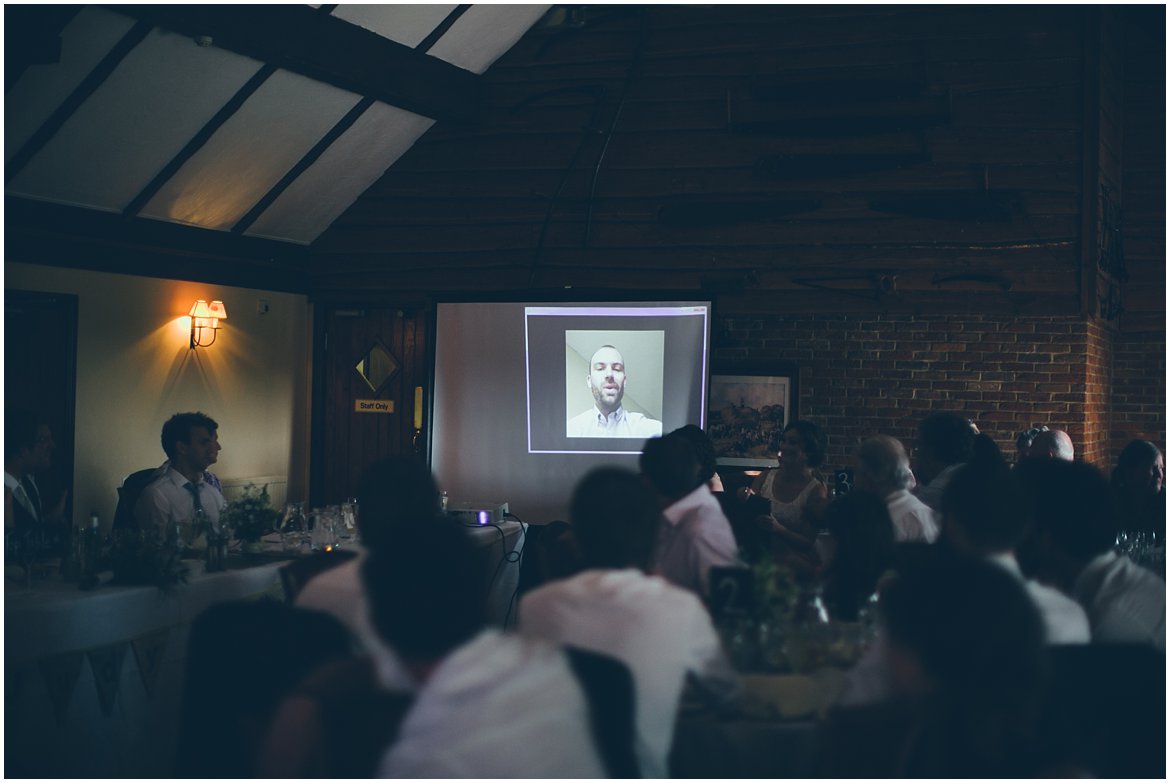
713 312 1151 474
1111 331 1167 464
1085 321 1115 466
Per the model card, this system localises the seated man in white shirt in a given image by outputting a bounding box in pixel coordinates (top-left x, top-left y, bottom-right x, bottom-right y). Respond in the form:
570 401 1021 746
854 435 939 543
1017 458 1165 652
368 519 607 778
519 467 741 778
642 432 741 598
566 344 663 438
134 412 226 538
294 455 440 692
939 461 1090 645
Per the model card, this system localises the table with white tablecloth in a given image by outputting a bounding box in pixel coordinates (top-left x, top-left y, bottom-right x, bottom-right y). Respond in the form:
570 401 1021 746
4 521 525 778
5 560 287 778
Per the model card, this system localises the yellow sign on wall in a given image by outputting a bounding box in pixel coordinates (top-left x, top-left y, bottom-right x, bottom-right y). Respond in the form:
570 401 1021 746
355 399 394 414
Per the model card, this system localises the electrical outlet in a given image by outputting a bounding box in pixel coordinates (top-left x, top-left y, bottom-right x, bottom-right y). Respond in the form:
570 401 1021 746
257 299 270 316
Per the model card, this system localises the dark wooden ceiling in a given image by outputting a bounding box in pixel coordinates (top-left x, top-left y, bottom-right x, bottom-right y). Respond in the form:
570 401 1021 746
308 5 1164 331
6 5 1164 332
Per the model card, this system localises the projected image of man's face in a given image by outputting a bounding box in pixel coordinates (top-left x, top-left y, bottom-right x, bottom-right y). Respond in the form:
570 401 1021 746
587 345 626 413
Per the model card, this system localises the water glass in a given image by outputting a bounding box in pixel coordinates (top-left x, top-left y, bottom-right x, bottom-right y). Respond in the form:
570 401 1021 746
280 502 307 554
341 499 357 531
310 508 339 551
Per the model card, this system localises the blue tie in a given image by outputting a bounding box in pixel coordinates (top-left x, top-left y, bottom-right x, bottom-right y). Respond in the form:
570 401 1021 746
185 482 204 514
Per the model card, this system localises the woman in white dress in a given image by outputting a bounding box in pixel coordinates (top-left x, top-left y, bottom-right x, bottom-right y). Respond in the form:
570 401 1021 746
738 420 830 550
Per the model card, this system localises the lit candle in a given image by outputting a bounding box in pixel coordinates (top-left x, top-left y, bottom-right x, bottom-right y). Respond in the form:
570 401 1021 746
413 386 423 430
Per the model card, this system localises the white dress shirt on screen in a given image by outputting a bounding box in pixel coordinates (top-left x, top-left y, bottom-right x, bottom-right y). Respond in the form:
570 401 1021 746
566 405 663 438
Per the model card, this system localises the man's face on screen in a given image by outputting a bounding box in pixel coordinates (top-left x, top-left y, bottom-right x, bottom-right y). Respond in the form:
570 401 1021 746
587 346 626 414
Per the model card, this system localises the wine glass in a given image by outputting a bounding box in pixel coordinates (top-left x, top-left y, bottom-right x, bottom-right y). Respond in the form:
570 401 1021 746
280 502 307 554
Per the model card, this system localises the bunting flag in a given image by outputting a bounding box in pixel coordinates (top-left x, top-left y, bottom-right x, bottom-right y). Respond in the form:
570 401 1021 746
37 652 84 727
86 643 127 717
131 628 171 697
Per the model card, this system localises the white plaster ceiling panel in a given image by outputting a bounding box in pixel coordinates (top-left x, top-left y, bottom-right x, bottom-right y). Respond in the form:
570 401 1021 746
5 7 136 163
139 69 363 231
7 30 265 213
246 102 434 244
427 4 551 74
330 4 458 48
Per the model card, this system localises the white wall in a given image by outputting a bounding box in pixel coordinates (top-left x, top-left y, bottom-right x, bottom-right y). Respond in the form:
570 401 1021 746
6 262 312 530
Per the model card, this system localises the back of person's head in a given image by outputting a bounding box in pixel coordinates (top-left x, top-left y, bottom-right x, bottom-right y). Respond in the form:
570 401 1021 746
364 518 485 664
1015 458 1115 563
1028 429 1075 461
639 432 703 501
179 598 352 776
969 433 1007 470
822 490 896 620
569 467 661 571
918 412 976 467
160 411 218 460
670 424 718 483
879 550 1047 775
881 550 1045 699
854 435 914 495
785 420 828 468
354 456 441 552
4 408 44 462
1015 425 1049 458
940 461 1030 554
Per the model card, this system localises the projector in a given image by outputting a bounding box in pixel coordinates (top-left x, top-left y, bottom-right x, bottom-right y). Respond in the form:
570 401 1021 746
446 501 509 527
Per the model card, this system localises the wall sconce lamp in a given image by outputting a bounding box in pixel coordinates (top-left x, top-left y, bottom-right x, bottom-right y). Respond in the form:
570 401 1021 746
189 299 228 348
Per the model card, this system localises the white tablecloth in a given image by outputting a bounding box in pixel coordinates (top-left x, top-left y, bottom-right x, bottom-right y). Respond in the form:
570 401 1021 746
5 561 286 777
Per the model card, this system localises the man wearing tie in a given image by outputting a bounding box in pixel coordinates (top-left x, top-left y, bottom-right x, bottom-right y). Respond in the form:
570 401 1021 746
135 412 227 537
4 412 60 530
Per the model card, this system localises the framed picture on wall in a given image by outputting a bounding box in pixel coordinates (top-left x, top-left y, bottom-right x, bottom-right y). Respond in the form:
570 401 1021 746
707 363 798 467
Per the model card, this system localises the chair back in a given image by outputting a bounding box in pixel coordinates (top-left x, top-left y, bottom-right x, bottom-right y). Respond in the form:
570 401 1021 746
176 598 352 777
279 548 360 602
565 646 640 778
112 468 160 530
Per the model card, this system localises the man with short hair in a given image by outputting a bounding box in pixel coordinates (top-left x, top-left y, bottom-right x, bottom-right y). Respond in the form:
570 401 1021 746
642 432 740 597
1027 429 1075 461
295 456 440 692
1017 459 1165 652
519 467 740 778
135 412 226 534
940 462 1090 645
854 435 939 543
4 411 65 533
912 412 975 510
371 519 606 778
567 345 663 438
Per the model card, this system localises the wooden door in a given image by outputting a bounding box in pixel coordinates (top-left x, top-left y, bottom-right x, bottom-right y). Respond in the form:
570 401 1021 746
4 290 78 523
311 305 429 506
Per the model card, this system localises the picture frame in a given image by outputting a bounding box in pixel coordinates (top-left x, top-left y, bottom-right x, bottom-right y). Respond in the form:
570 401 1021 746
707 362 799 467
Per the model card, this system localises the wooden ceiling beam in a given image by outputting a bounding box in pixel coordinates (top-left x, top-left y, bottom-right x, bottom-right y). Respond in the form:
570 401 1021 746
104 4 483 123
6 197 310 293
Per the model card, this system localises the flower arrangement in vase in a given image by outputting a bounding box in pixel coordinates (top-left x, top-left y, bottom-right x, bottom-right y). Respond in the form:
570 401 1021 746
220 484 280 552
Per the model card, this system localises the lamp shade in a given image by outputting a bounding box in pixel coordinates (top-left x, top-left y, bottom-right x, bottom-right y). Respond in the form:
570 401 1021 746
190 300 228 320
